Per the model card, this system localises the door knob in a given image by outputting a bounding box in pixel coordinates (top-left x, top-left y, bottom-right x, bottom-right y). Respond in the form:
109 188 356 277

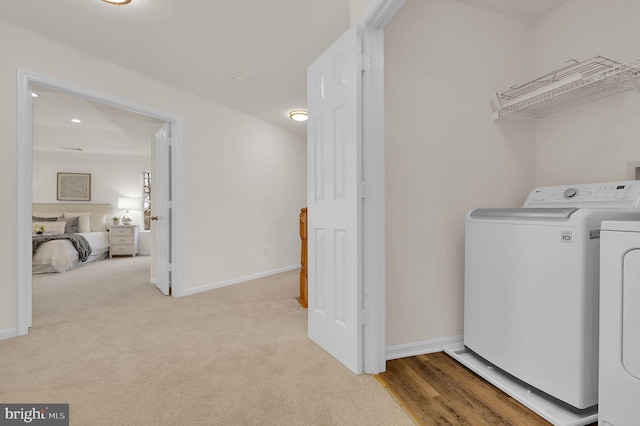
150 216 158 221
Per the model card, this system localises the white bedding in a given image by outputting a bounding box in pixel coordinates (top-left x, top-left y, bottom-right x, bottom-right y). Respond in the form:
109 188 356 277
33 231 110 273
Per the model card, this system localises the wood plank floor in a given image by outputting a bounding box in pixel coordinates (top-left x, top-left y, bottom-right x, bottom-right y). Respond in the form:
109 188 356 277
376 352 597 426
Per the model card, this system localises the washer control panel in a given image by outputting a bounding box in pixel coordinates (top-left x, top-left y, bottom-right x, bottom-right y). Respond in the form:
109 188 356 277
524 181 640 208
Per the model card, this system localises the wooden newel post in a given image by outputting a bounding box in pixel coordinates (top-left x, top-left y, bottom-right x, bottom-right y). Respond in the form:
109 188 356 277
299 208 308 308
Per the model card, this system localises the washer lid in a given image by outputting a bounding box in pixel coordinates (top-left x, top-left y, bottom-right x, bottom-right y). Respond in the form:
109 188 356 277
601 221 640 232
470 207 578 220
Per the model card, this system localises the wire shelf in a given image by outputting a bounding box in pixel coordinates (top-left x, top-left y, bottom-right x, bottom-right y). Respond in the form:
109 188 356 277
491 56 640 119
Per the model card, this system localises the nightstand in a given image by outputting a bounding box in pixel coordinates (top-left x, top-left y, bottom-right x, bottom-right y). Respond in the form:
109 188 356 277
109 225 139 258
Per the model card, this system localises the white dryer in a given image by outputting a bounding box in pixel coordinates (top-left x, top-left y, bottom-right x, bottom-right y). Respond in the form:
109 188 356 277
599 221 640 426
464 181 640 412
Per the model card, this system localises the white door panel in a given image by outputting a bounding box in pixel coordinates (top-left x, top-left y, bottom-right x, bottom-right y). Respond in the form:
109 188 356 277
154 123 171 295
307 26 362 374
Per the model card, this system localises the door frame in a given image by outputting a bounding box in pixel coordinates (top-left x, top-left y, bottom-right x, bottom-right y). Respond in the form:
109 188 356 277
16 69 184 336
359 0 405 373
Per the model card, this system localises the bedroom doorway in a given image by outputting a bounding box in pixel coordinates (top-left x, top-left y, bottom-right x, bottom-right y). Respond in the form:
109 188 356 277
17 70 184 336
30 84 164 282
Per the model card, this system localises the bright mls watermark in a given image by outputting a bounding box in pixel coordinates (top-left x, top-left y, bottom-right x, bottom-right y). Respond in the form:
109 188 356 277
0 404 68 425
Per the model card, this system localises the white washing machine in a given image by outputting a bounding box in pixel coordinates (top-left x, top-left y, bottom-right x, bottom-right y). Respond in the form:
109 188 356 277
464 181 640 411
599 221 640 426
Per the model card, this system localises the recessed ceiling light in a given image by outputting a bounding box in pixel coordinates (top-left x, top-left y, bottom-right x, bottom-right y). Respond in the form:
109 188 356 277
101 0 132 5
31 92 39 98
70 118 82 123
289 110 308 122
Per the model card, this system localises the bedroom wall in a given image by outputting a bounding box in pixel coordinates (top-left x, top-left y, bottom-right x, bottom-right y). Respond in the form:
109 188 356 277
0 21 306 336
384 0 535 350
533 0 640 186
32 151 150 230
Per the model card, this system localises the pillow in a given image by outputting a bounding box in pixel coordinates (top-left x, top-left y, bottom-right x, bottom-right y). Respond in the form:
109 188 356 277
90 214 107 232
32 216 58 222
32 212 63 219
32 221 66 235
60 216 79 233
64 212 91 233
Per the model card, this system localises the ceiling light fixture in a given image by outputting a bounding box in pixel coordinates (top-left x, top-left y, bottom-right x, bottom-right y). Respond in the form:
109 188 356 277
233 74 248 85
31 92 39 98
101 0 132 5
289 110 308 122
70 118 82 123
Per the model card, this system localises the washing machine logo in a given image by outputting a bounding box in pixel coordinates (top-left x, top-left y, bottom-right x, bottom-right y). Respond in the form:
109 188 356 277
561 231 572 243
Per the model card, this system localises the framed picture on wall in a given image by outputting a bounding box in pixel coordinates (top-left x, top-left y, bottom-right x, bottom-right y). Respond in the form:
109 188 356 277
57 172 91 201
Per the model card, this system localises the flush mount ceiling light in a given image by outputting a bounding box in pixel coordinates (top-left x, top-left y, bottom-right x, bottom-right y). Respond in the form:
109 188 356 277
70 118 82 123
233 74 248 85
101 0 132 5
289 110 308 122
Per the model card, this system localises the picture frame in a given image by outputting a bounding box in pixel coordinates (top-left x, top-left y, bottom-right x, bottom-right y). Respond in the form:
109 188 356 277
57 172 91 201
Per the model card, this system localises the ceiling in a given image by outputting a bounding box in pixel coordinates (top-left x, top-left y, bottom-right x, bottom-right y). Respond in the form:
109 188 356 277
32 85 164 156
0 0 350 136
2 0 568 154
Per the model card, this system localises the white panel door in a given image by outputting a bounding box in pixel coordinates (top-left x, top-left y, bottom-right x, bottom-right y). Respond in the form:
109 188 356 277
154 123 171 295
307 26 363 374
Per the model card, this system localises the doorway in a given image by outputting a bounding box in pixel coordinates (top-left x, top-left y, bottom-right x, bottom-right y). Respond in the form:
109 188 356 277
30 83 161 315
17 70 184 336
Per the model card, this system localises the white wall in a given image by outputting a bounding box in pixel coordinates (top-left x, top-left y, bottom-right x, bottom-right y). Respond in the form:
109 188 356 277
384 0 535 348
533 0 640 186
0 21 306 334
349 0 372 25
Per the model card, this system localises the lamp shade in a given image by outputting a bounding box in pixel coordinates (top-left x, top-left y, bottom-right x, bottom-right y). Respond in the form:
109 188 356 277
117 197 140 210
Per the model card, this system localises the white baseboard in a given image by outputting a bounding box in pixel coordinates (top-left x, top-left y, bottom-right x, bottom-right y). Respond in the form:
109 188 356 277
150 277 157 285
0 328 18 341
182 265 301 297
386 335 463 360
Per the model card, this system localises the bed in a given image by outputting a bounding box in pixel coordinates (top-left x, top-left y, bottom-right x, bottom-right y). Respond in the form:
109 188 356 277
32 203 111 274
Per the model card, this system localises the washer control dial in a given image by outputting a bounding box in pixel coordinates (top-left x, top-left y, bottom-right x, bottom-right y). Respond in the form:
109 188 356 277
563 188 579 199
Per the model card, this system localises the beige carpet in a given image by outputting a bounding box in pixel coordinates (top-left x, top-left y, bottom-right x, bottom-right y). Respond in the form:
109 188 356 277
0 257 413 425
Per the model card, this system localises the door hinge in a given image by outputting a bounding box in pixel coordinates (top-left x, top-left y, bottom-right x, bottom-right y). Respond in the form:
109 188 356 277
360 309 368 326
359 181 367 199
359 54 371 72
